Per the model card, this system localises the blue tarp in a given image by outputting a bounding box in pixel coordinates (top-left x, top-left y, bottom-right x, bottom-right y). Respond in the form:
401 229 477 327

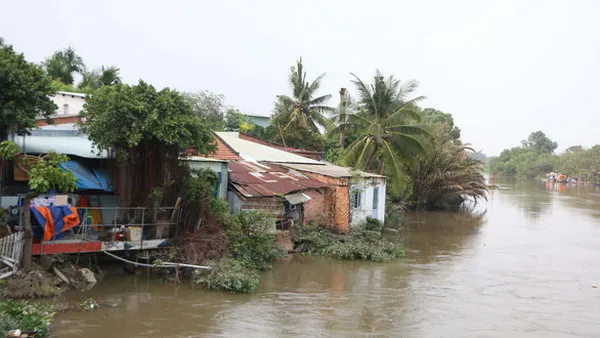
58 160 112 192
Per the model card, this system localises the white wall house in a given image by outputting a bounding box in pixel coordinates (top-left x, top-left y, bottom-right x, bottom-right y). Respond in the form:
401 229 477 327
349 177 386 227
50 91 86 117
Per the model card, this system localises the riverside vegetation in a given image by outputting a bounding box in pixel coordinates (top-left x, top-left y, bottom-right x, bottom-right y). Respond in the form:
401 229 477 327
490 130 600 182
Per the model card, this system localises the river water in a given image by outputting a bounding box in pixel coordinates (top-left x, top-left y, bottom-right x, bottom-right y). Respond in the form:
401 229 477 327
51 181 600 337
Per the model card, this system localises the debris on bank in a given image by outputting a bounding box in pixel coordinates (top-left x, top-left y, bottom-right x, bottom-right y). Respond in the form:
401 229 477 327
0 255 100 300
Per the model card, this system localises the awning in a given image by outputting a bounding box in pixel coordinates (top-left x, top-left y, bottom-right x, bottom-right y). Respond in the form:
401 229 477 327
284 192 311 205
58 160 112 192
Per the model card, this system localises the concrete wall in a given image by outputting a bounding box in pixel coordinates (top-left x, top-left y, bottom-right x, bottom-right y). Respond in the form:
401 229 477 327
349 177 386 227
50 93 86 116
185 160 228 199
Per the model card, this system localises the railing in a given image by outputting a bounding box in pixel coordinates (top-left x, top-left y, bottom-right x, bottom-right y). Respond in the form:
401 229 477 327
18 206 182 249
0 232 24 279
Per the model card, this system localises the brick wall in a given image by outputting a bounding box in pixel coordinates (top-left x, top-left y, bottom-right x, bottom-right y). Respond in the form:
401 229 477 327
294 171 350 232
36 115 82 127
303 188 327 224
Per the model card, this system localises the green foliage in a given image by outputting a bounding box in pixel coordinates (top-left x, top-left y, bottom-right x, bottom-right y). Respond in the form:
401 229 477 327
0 38 57 134
420 108 461 140
81 81 216 157
490 131 560 179
27 152 76 193
521 130 558 154
193 258 259 293
294 224 404 262
0 311 20 338
268 58 333 151
0 300 56 337
184 90 228 131
407 125 488 210
78 66 121 91
0 140 18 159
225 211 284 270
43 47 85 85
293 224 339 254
339 71 429 195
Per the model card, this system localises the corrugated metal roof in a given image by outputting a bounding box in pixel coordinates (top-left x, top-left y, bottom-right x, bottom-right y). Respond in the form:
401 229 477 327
12 124 108 159
277 162 385 178
229 161 328 197
215 132 322 164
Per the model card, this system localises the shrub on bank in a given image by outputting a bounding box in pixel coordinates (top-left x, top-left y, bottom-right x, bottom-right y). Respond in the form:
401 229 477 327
225 211 284 270
294 222 404 262
0 300 55 337
193 258 259 293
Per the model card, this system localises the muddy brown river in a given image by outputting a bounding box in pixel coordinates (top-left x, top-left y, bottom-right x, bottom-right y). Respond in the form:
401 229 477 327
50 181 600 337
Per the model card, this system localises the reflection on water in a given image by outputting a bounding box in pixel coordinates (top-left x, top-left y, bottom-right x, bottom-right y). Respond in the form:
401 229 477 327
51 181 600 337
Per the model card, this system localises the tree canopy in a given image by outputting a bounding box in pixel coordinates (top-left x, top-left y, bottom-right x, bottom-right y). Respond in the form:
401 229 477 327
0 38 56 135
521 130 558 154
268 58 333 151
184 90 228 131
82 81 215 155
338 71 428 194
43 47 85 85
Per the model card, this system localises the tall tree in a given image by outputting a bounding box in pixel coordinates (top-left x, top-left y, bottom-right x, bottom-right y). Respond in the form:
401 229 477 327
329 87 355 149
269 58 333 150
339 72 428 193
407 122 487 210
184 90 227 131
0 38 56 137
82 81 215 206
78 65 121 90
521 131 558 154
43 47 85 85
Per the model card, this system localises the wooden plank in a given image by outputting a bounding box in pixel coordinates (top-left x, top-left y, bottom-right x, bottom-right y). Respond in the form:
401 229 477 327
32 241 102 255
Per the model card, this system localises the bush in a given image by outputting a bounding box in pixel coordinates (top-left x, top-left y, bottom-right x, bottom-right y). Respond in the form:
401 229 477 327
293 224 338 254
225 211 284 270
0 300 55 337
193 258 259 293
294 224 404 262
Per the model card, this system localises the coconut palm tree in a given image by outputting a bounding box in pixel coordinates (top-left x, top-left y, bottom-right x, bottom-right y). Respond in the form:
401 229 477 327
78 66 121 90
99 66 121 86
339 72 429 193
276 58 334 134
329 87 355 149
43 47 85 85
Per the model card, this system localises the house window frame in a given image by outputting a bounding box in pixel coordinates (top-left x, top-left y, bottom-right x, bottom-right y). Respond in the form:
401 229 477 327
350 188 362 209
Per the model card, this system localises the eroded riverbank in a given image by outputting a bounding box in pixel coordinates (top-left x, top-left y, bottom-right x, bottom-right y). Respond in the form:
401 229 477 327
49 181 600 337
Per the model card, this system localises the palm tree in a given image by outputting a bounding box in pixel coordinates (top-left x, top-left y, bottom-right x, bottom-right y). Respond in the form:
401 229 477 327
408 128 488 210
339 71 429 193
329 88 355 149
43 47 85 85
99 66 121 86
276 58 334 134
78 66 121 90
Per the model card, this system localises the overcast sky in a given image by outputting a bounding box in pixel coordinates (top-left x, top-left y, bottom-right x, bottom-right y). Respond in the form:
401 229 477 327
2 0 599 155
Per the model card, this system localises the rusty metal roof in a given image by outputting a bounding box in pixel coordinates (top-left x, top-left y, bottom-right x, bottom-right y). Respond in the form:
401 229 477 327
229 161 328 197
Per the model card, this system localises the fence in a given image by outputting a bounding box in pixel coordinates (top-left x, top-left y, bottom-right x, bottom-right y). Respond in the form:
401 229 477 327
0 232 24 279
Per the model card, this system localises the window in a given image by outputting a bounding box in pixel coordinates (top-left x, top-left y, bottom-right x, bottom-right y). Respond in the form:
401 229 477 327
372 187 379 210
63 104 69 115
351 189 362 209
